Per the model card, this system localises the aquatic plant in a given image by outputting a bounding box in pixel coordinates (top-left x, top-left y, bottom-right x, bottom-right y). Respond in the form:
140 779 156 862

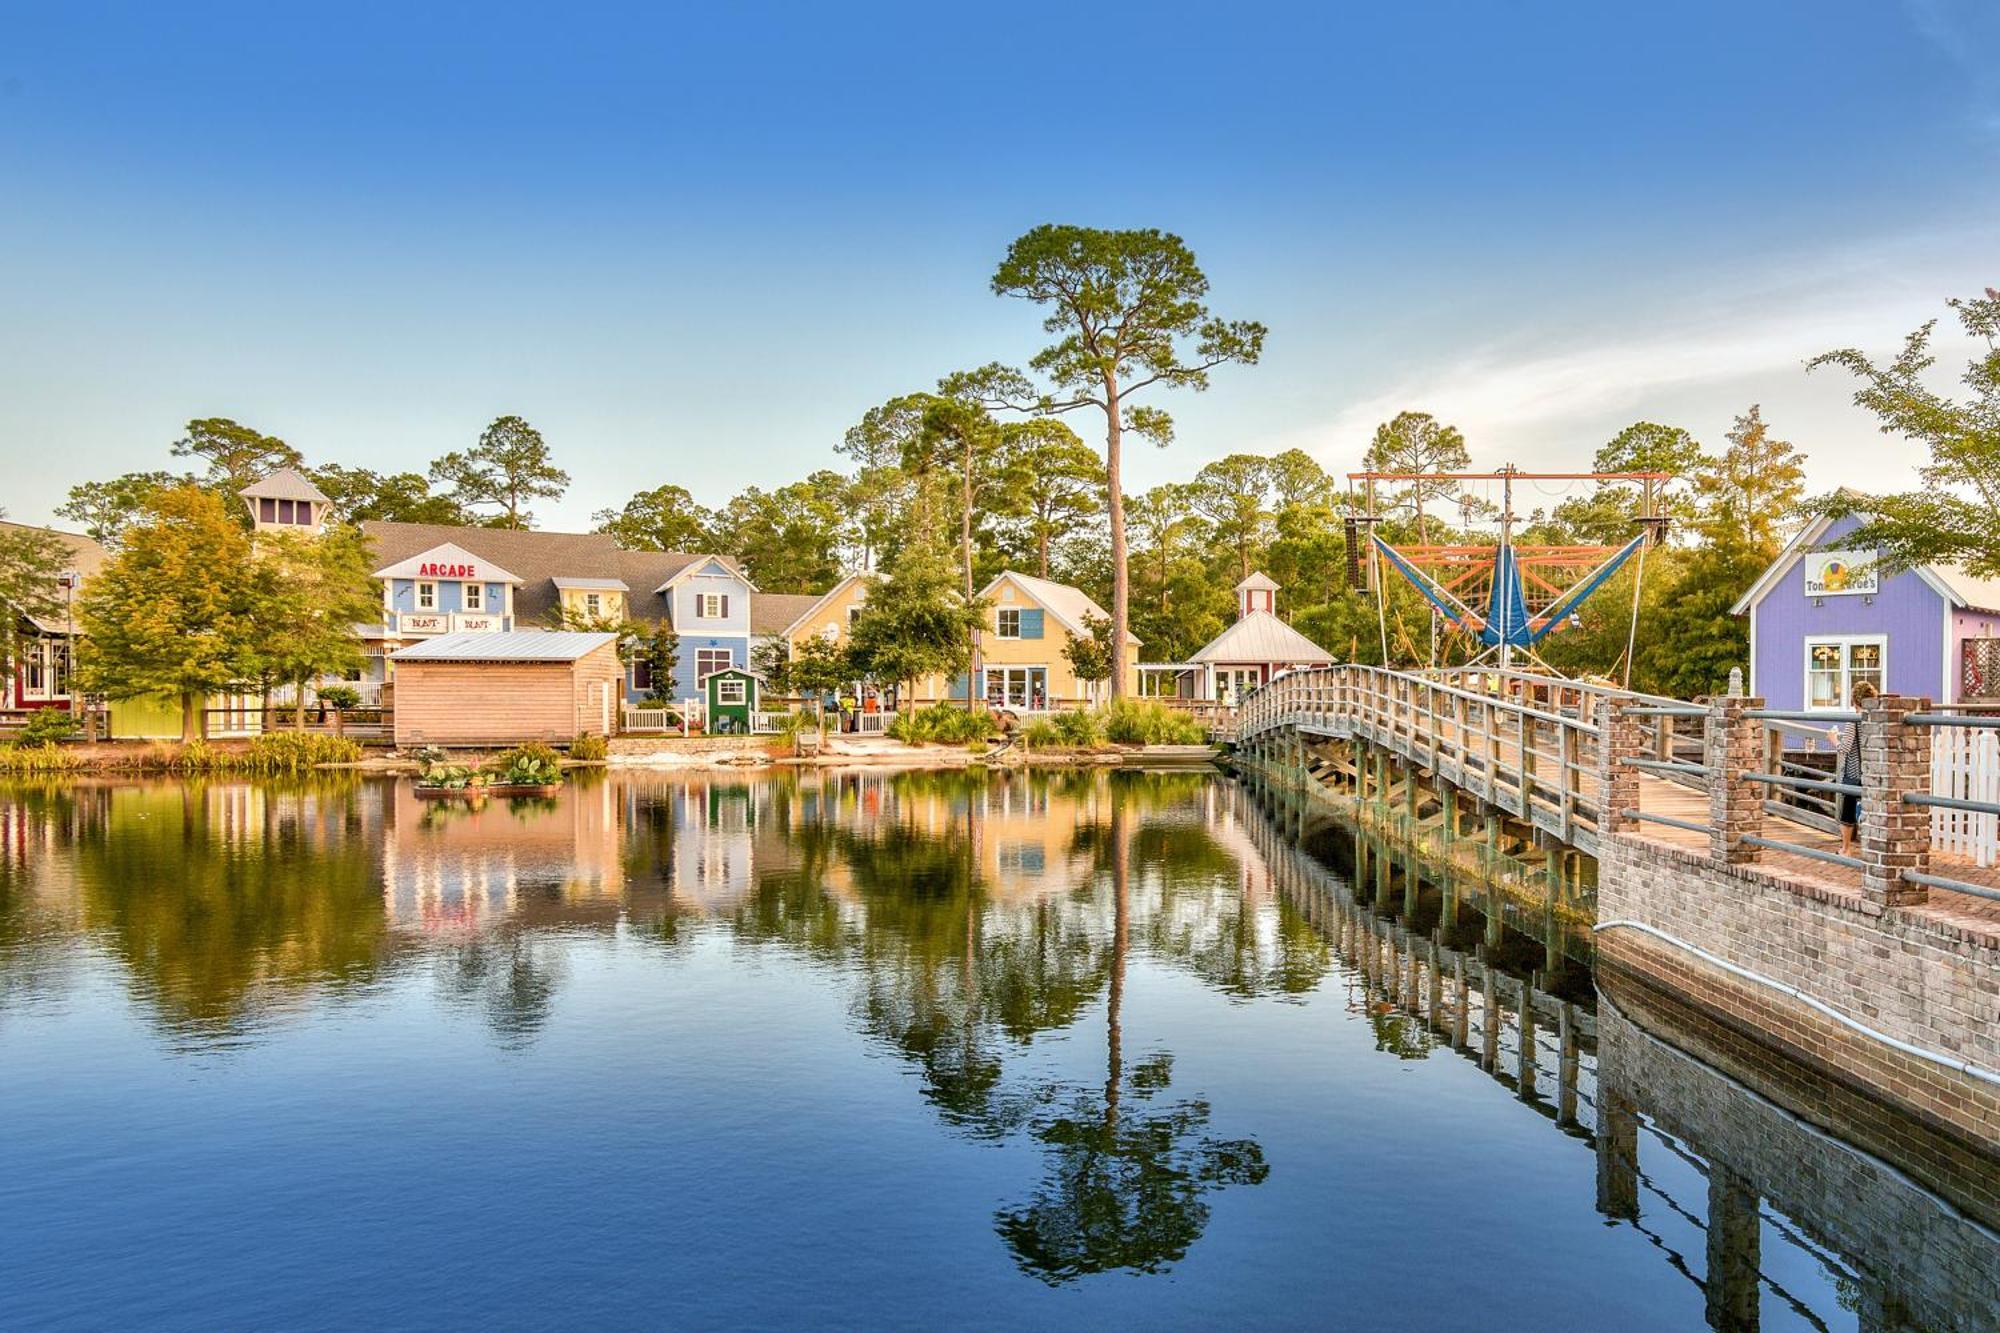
568 732 609 761
1102 699 1205 746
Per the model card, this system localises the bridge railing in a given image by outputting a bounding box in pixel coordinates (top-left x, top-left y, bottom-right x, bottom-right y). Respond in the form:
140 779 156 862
1235 665 1607 846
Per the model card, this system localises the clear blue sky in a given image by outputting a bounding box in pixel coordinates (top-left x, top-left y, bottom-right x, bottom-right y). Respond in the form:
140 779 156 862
2 1 1995 530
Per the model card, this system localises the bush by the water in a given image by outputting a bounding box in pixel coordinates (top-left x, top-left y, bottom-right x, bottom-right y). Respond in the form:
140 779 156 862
0 743 83 774
15 710 81 746
168 732 362 774
1102 698 1206 745
1052 708 1102 747
887 704 996 745
490 742 564 786
1019 717 1062 750
568 732 608 761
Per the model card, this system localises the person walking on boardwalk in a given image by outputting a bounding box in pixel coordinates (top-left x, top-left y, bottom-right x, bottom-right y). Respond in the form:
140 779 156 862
1826 680 1878 854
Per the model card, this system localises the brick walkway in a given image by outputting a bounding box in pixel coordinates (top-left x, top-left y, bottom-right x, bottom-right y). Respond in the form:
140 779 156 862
1634 774 2000 945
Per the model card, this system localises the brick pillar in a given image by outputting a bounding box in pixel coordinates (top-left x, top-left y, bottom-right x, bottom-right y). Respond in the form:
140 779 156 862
1860 693 1931 908
1595 697 1641 833
1706 694 1764 864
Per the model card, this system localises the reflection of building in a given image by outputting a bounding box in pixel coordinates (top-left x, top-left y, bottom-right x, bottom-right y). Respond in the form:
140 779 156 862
379 779 627 932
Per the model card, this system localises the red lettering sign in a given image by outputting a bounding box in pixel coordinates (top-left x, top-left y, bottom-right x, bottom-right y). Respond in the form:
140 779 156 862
416 563 478 578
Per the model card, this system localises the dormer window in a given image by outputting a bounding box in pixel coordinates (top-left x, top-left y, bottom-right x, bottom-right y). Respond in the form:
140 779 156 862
584 592 601 618
463 582 484 612
698 593 729 619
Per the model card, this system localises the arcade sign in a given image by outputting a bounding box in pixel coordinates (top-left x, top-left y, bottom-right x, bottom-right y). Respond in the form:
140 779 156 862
417 562 480 578
1803 549 1878 598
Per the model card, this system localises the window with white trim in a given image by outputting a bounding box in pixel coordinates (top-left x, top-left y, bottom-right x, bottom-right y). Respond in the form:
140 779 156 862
995 608 1022 639
463 581 484 612
696 648 732 679
416 581 436 611
717 678 747 705
697 593 728 618
582 591 600 618
1805 635 1885 709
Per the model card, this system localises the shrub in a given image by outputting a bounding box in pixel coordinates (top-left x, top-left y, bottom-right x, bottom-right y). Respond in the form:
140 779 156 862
244 731 362 774
16 710 81 747
488 742 564 786
0 742 83 774
1020 718 1061 750
316 684 362 710
887 703 996 745
568 732 609 761
1052 708 1102 747
1102 698 1206 746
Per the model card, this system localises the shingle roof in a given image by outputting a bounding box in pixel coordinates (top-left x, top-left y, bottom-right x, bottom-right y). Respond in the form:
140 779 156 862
751 592 822 635
391 631 618 662
240 467 332 503
1189 611 1336 665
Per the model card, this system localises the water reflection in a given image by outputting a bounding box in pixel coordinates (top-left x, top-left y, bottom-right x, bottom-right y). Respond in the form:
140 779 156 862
3 768 1994 1324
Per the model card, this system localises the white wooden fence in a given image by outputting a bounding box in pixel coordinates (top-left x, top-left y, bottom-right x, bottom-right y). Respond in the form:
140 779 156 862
1929 727 2000 867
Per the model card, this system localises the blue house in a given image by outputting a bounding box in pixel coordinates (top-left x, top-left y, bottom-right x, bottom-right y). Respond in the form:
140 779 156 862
359 522 766 707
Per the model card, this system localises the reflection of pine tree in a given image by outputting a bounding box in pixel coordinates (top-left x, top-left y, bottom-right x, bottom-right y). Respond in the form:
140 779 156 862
996 807 1269 1283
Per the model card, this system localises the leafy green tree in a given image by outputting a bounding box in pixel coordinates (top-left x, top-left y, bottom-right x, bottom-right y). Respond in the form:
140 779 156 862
56 471 188 548
1190 454 1275 581
839 397 925 572
709 472 849 593
252 526 381 729
986 225 1267 698
429 415 570 529
73 486 264 742
992 419 1104 579
1540 422 1708 545
789 632 857 732
593 484 718 552
632 623 681 704
173 417 303 497
848 522 983 704
1063 611 1114 704
0 514 69 676
1694 404 1805 554
308 464 468 525
1809 288 2000 574
1633 543 1757 697
1267 449 1331 511
1362 411 1469 542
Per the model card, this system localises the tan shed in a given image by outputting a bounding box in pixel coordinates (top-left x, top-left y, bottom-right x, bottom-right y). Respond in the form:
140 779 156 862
390 631 622 748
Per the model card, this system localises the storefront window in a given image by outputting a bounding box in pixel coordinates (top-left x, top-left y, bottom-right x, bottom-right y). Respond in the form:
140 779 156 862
985 667 1046 709
1806 637 1885 708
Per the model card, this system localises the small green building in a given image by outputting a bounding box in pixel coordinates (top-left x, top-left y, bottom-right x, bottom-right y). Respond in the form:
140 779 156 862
701 666 764 734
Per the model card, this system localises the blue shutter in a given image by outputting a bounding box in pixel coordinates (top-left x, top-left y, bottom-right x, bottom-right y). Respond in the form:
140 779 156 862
1019 609 1044 639
948 672 970 701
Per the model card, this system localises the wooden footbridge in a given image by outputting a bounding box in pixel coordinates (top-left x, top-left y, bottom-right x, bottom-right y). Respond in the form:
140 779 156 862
1220 664 2000 938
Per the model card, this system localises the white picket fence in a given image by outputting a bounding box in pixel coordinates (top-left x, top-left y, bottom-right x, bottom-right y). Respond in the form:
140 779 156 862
1929 727 2000 867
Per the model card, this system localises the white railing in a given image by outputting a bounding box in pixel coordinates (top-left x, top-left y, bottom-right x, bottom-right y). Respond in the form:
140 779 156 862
622 704 688 734
751 711 794 734
1929 725 2000 868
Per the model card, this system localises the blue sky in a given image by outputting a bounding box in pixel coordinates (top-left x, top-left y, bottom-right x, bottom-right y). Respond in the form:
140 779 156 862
2 1 1996 530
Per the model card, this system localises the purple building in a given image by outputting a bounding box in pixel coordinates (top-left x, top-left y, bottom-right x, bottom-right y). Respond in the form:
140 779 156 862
1733 512 2000 710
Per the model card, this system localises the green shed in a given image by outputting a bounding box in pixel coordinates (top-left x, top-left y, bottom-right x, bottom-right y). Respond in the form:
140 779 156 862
701 666 764 734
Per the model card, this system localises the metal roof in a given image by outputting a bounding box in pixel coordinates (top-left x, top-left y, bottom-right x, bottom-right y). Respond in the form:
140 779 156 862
240 467 332 503
550 576 631 591
391 631 618 663
1189 611 1336 665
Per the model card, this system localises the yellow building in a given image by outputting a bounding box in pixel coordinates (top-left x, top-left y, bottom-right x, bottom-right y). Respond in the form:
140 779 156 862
930 571 1139 711
780 573 876 655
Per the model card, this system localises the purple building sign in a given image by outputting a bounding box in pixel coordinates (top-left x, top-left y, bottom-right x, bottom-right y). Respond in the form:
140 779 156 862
1733 513 2000 711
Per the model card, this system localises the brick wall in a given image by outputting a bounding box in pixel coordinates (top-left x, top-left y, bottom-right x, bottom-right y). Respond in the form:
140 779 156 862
1598 832 2000 1146
1601 980 2000 1333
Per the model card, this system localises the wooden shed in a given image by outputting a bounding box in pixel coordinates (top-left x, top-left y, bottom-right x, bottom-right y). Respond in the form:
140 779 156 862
701 666 765 734
390 631 622 748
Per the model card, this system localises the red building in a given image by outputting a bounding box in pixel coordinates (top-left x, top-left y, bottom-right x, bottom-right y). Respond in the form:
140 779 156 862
3 521 108 715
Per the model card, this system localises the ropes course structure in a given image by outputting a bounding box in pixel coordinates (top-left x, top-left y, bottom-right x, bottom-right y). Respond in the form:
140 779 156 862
1344 466 1672 683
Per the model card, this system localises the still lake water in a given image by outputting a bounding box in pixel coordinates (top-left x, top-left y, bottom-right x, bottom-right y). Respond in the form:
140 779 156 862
1 770 1994 1331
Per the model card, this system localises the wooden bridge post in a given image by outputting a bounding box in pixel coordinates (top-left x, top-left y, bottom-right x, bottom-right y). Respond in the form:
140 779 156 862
1859 693 1931 908
1706 694 1765 864
1593 697 1641 834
